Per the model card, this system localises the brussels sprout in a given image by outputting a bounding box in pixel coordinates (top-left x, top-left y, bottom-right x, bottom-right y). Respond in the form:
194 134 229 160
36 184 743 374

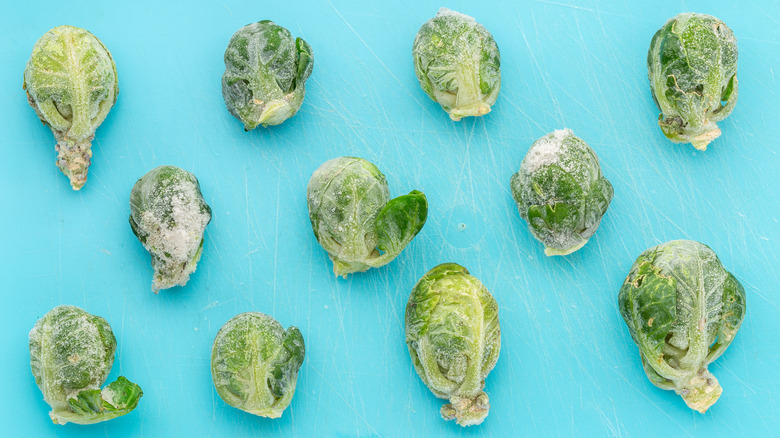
307 157 428 277
211 312 305 418
648 13 738 151
619 240 746 413
23 25 118 190
222 20 313 130
129 166 212 292
413 8 500 121
510 129 613 256
29 305 142 425
405 263 501 426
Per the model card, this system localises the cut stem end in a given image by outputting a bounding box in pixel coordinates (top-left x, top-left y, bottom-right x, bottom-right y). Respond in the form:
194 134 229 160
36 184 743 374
440 392 490 427
678 369 722 413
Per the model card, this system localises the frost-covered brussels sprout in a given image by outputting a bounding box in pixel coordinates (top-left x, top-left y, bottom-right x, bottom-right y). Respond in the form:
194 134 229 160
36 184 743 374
510 129 613 256
648 13 738 150
211 312 305 418
405 263 501 426
413 8 500 121
23 25 118 190
619 240 746 413
307 157 428 277
222 21 313 130
29 305 142 425
130 166 212 292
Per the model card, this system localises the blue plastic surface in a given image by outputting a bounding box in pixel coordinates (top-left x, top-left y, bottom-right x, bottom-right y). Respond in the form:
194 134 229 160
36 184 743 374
1 0 778 436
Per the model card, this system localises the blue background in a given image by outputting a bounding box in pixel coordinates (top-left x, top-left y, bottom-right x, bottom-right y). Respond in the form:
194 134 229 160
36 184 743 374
1 0 778 436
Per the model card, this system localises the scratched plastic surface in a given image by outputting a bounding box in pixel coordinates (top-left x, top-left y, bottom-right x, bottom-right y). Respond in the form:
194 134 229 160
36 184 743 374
1 0 778 437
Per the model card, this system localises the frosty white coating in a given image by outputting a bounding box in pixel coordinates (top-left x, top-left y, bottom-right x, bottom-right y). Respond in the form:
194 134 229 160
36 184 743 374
129 166 212 292
521 129 570 173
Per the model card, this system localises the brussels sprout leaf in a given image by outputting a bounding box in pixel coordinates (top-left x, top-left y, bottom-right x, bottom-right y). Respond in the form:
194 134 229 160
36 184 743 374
372 191 428 266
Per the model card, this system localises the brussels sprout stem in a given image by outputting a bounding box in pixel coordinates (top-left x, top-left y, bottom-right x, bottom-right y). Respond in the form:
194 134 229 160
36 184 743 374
544 238 588 256
150 238 205 292
676 369 722 413
448 102 491 121
450 64 489 121
255 97 298 127
54 137 93 190
689 128 721 151
441 392 490 426
332 258 371 278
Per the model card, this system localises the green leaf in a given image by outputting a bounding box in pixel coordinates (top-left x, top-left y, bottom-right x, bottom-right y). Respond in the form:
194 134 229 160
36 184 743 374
267 327 306 398
370 190 428 267
57 377 142 425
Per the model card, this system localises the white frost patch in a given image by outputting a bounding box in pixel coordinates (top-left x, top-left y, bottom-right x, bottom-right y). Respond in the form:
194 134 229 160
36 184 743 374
521 129 572 173
101 385 119 406
141 180 209 289
436 7 475 23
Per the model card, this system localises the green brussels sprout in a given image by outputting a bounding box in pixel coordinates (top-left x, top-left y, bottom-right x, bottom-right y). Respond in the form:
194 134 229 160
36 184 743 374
23 25 118 190
510 129 613 256
222 20 313 130
413 8 500 121
29 305 143 425
129 166 212 293
619 240 746 413
648 13 738 151
405 263 501 427
307 157 428 277
211 312 305 418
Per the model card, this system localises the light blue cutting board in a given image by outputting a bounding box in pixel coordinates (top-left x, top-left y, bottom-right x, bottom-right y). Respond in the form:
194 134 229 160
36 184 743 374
1 0 778 436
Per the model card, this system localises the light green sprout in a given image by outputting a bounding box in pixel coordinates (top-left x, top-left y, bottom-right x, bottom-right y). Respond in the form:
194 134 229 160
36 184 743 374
648 13 738 150
307 157 428 277
405 263 501 426
29 305 142 425
510 129 613 256
619 240 746 413
413 8 501 121
23 25 118 190
211 312 305 418
130 166 212 293
222 21 314 129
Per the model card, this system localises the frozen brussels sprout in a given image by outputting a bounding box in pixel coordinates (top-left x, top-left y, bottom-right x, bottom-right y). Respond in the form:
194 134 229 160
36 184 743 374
23 25 118 190
222 20 314 130
648 13 738 150
212 312 305 418
510 129 613 256
307 157 428 277
29 305 142 425
130 166 212 292
413 8 500 121
619 240 746 413
406 264 501 426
